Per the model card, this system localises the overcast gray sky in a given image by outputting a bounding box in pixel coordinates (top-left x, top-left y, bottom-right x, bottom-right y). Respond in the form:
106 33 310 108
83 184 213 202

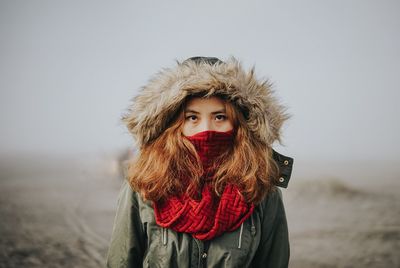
1 0 399 163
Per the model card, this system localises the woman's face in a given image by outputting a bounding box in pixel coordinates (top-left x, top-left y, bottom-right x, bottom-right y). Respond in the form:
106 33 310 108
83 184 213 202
182 96 234 136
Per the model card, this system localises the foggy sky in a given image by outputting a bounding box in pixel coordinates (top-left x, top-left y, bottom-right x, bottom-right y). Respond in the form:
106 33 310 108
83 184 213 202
1 0 399 162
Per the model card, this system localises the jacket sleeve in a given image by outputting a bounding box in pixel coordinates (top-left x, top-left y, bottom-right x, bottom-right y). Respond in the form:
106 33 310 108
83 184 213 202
251 187 290 268
106 180 147 268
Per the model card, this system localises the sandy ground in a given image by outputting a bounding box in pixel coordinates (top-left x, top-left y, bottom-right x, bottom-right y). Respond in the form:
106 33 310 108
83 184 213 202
0 154 399 267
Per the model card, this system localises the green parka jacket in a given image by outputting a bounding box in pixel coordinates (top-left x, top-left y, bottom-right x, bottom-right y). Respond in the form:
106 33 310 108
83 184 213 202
106 151 293 268
107 57 294 267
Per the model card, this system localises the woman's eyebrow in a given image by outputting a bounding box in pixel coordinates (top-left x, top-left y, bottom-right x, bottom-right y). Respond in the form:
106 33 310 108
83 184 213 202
184 109 199 114
210 109 226 114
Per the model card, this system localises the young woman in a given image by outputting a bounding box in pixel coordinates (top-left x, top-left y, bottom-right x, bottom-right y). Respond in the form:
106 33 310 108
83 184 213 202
106 56 294 268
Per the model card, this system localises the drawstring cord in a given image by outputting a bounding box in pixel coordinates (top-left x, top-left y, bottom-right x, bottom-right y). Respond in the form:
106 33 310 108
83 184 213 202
238 214 257 248
238 222 244 249
250 214 256 236
162 227 168 245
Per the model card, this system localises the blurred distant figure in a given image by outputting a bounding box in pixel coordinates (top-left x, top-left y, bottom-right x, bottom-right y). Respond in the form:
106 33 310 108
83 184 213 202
116 147 136 179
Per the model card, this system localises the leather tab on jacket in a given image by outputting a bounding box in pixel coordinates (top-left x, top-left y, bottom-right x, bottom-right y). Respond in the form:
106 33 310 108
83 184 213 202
272 149 294 188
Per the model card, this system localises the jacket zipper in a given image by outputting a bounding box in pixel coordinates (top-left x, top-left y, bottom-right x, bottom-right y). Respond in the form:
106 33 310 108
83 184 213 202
202 240 210 268
193 238 210 268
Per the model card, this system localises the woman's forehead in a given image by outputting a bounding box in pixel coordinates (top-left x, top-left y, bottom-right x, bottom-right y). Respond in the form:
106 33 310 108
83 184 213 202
184 96 226 111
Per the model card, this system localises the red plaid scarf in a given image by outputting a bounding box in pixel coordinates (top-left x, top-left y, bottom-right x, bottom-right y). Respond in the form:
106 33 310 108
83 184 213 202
153 130 254 240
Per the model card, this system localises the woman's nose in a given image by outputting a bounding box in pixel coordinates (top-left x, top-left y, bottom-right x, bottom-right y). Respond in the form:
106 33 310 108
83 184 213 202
199 119 214 132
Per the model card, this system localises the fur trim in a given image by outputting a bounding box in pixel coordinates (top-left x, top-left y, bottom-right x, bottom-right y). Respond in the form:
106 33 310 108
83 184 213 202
122 57 290 147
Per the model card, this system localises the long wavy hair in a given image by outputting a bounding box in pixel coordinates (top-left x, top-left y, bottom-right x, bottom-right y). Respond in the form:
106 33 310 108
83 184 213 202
127 96 279 205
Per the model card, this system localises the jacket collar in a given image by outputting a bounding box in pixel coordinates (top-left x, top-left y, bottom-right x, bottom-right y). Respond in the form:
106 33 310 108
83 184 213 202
272 150 294 188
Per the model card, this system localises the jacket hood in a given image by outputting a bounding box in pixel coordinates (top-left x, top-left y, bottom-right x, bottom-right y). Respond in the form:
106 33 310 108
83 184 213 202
122 56 290 148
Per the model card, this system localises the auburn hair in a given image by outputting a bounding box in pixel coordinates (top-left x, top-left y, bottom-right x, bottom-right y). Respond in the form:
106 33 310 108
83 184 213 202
127 96 279 205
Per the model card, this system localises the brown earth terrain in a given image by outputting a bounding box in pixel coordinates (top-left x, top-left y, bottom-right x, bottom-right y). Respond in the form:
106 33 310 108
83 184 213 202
0 155 399 267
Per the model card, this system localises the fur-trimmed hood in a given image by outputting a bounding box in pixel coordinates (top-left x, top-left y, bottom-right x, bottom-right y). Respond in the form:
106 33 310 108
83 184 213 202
122 56 290 148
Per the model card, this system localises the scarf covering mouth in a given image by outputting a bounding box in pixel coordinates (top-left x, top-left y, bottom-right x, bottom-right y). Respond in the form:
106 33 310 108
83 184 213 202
185 129 234 174
153 130 254 240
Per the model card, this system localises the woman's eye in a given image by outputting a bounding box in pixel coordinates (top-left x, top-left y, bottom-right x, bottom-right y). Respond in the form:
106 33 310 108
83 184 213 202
215 114 227 121
186 115 197 121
